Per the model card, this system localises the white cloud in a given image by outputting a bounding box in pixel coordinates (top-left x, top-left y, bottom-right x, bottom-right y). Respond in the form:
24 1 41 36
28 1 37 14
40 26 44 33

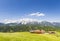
0 12 45 24
3 19 18 24
29 12 45 16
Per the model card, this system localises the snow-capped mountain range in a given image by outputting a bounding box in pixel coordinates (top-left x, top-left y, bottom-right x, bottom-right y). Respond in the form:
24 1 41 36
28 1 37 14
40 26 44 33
0 18 60 27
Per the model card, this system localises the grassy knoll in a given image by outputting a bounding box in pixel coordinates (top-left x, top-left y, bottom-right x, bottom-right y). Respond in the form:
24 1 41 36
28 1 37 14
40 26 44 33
0 32 60 41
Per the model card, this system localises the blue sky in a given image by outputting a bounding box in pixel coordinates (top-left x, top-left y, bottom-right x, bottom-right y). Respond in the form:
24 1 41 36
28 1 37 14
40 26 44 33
0 0 60 23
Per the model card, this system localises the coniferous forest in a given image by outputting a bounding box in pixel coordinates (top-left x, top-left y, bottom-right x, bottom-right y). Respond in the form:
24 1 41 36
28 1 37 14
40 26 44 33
0 21 60 32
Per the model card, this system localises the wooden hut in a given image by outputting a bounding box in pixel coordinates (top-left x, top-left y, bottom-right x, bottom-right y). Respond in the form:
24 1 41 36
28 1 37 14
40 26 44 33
48 31 55 34
30 30 45 34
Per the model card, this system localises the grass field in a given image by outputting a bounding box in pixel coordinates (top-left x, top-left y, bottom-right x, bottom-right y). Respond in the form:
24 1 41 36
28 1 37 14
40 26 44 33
0 32 60 41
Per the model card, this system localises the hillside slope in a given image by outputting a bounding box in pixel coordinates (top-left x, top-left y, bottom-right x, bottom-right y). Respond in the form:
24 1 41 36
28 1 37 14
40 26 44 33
0 32 60 41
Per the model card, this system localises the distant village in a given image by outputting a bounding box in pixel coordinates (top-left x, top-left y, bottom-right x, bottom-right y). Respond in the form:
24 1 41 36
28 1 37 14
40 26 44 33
30 29 56 34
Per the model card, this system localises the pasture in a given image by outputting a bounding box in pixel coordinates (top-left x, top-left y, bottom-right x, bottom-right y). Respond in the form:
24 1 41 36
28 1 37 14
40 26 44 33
0 32 60 41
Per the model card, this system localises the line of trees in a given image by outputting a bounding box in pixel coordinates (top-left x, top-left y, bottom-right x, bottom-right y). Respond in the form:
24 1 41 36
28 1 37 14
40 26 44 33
0 24 60 32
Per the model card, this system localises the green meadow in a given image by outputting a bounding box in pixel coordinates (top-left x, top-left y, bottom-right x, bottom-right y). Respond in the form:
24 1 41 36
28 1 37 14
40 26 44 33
0 32 60 41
